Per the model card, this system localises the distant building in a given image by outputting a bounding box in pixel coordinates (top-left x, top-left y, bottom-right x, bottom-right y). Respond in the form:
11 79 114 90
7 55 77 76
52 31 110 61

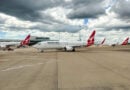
29 36 50 46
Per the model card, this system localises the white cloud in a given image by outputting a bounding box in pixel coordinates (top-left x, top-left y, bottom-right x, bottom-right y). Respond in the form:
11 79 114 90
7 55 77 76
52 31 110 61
44 7 83 25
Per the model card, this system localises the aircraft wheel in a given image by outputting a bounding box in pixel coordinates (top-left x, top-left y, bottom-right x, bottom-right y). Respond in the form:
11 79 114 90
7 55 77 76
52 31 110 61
40 50 44 53
72 48 75 52
38 49 44 53
64 47 67 51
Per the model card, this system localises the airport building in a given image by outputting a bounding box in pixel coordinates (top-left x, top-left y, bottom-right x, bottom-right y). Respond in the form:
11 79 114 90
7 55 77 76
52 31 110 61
29 36 50 45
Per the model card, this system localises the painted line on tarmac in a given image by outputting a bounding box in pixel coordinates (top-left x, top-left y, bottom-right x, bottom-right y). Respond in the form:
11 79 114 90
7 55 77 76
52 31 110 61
1 63 44 72
1 60 54 72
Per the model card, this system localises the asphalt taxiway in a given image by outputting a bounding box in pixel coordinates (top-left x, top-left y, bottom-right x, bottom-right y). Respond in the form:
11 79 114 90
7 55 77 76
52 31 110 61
0 46 130 90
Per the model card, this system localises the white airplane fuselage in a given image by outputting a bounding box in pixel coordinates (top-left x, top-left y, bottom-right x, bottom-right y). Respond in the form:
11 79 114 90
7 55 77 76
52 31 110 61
33 40 86 52
33 30 96 52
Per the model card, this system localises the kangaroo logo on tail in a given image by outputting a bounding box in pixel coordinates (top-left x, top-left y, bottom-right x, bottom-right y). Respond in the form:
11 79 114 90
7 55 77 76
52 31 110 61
121 37 129 45
20 34 31 46
87 30 96 47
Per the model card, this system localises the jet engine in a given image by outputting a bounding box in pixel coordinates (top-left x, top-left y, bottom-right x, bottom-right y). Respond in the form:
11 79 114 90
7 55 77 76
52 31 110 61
65 46 75 51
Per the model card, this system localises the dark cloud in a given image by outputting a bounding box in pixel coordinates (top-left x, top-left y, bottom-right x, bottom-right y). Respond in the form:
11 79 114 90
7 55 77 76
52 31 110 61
2 0 130 34
107 25 130 30
95 24 130 31
112 0 130 20
67 0 106 19
30 23 81 33
0 0 107 33
0 0 65 21
6 26 30 31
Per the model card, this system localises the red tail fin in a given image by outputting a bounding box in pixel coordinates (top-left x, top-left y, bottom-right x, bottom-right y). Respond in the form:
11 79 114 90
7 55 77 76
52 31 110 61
87 30 96 47
121 37 129 45
101 38 106 45
20 34 31 46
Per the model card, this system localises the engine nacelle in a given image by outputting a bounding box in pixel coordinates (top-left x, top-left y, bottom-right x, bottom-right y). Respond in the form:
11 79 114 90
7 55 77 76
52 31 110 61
65 46 73 51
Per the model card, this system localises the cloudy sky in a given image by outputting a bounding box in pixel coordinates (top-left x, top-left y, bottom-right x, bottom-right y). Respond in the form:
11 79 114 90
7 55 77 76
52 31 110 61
0 0 130 44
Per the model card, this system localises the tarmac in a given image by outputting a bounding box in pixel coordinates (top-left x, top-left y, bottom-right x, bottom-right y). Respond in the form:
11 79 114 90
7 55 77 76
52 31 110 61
0 46 130 90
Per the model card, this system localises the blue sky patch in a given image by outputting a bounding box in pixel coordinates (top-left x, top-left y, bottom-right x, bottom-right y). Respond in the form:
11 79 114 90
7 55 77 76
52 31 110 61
84 18 88 25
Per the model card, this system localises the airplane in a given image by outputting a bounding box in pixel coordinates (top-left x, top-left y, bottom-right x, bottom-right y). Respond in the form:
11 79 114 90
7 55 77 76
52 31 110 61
100 38 106 45
33 30 96 52
0 34 31 50
121 37 129 45
111 37 129 47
